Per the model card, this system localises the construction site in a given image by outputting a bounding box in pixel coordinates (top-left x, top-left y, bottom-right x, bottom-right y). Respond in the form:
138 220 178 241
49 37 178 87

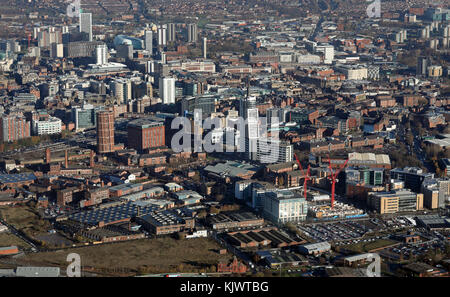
308 201 367 220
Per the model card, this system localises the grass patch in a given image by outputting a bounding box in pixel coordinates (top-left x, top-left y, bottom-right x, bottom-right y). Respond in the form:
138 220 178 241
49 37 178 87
0 205 52 241
342 239 398 253
16 237 232 275
0 232 30 249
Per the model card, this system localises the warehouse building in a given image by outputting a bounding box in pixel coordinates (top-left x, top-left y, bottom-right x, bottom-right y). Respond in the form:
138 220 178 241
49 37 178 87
0 173 36 187
15 267 60 277
298 241 331 255
415 215 450 230
136 210 195 235
0 246 19 256
68 201 157 227
119 187 165 202
226 228 301 249
207 212 264 231
109 183 143 198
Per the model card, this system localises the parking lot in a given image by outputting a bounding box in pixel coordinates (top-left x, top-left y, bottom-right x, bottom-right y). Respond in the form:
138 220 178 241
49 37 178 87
43 202 73 218
296 219 380 243
379 238 446 261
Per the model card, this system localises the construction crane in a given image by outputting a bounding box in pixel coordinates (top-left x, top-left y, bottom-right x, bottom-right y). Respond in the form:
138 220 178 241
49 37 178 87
327 155 349 208
294 153 311 200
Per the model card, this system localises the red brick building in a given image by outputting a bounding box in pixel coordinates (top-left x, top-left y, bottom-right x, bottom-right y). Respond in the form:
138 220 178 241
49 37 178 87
127 119 165 151
96 110 115 153
0 246 19 255
217 257 248 274
0 115 30 142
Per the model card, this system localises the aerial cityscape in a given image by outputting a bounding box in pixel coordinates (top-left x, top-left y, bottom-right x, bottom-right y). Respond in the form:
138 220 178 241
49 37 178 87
0 0 449 283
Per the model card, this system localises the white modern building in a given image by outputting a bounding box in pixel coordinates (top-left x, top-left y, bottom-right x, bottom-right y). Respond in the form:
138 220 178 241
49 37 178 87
245 107 259 161
256 138 293 164
95 44 108 65
144 30 153 54
263 189 308 224
32 116 62 135
315 44 334 64
111 79 132 104
157 25 167 47
159 77 176 104
202 37 207 59
79 13 93 41
336 65 368 80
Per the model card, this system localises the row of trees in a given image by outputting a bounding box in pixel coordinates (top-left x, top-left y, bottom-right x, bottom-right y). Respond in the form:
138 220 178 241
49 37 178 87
0 132 70 153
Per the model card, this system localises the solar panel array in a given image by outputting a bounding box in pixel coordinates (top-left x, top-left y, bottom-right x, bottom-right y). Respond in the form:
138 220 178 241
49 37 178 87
69 201 157 225
0 173 36 184
144 210 182 226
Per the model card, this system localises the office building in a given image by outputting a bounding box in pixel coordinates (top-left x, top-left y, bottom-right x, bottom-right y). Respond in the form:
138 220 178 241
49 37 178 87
116 43 133 60
239 96 257 119
368 189 424 214
390 167 434 193
202 37 207 59
255 138 293 164
96 110 115 153
314 44 334 64
32 117 62 136
51 43 63 58
345 167 384 186
111 79 132 104
428 65 443 77
144 30 153 54
159 77 176 104
181 95 217 117
127 118 165 151
37 29 62 48
65 41 103 58
79 13 93 41
71 104 100 130
263 189 308 224
95 43 108 65
422 179 450 209
245 107 259 161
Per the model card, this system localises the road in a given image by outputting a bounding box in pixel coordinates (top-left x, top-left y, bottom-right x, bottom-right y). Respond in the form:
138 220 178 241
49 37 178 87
411 127 435 173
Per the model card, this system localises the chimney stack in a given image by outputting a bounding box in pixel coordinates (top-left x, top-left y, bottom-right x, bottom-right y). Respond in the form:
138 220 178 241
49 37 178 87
45 148 51 164
64 149 68 168
90 150 95 168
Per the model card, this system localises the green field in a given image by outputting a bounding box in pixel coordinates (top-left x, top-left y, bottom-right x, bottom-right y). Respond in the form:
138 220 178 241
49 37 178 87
342 239 398 253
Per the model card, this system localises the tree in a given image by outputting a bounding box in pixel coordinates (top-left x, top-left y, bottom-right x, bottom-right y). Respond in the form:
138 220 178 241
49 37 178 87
210 206 220 214
176 232 186 240
406 132 414 146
